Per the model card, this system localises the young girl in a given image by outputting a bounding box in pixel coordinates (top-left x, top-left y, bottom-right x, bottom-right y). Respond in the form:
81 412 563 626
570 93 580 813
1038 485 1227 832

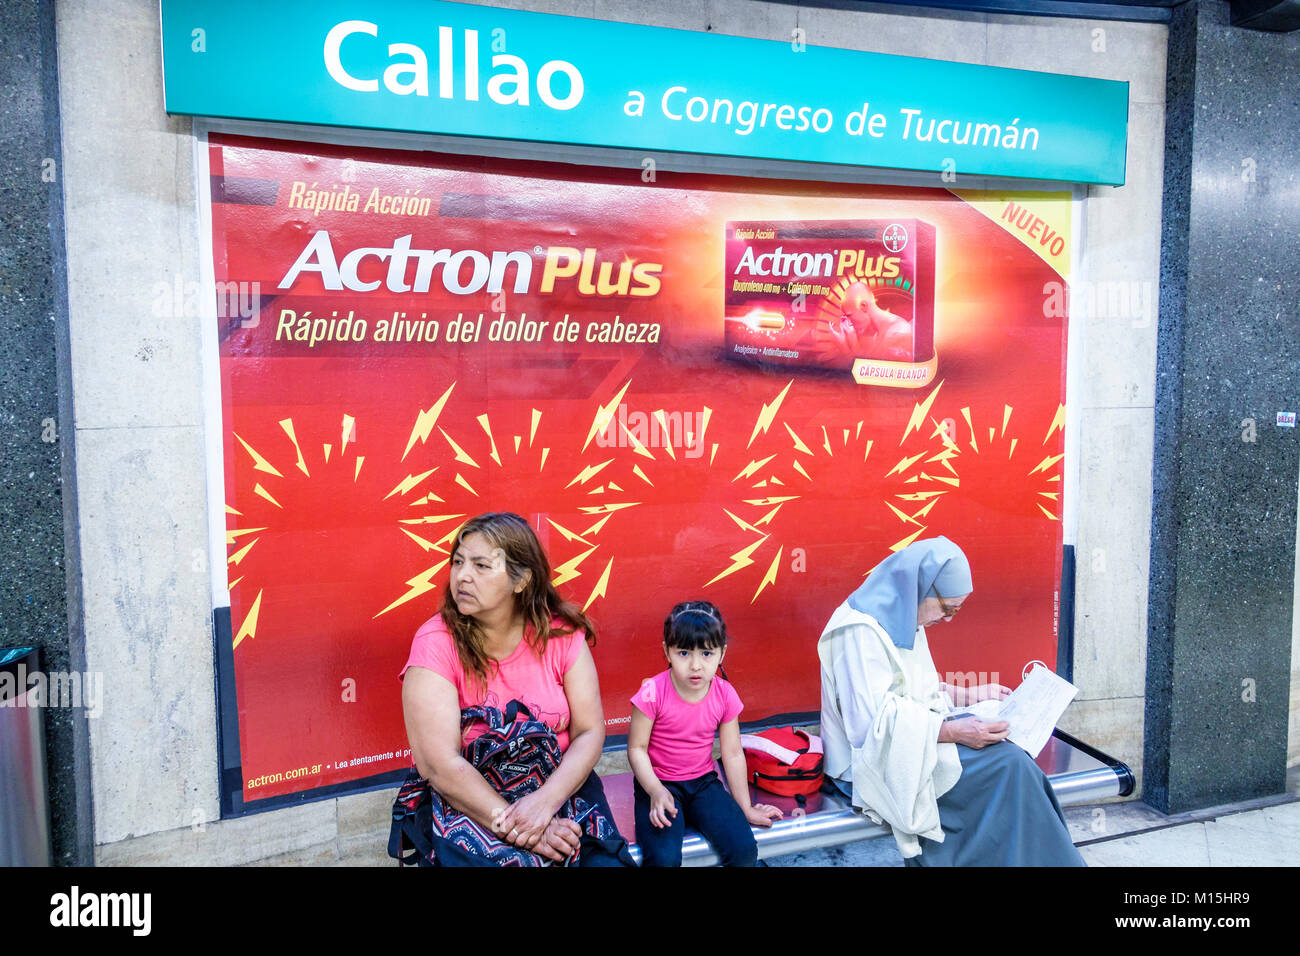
627 600 782 866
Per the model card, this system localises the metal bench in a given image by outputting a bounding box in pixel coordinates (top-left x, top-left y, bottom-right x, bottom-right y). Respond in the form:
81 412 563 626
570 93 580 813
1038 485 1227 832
602 729 1134 866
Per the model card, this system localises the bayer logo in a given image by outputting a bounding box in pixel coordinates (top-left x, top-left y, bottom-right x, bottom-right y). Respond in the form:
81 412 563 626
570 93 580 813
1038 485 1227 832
882 223 908 253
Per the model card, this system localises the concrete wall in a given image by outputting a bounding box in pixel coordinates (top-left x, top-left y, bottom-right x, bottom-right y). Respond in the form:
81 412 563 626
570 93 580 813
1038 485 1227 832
56 0 1169 863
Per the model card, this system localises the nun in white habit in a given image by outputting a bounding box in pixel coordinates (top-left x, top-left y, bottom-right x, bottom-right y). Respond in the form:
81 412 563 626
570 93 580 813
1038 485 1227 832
818 536 1084 866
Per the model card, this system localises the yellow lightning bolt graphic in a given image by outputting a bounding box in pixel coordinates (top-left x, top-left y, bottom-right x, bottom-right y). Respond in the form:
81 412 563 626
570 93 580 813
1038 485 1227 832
632 464 653 486
453 473 478 496
402 382 456 461
341 414 356 453
864 439 874 462
530 409 542 447
400 528 441 552
513 436 521 454
253 483 282 509
753 504 784 527
552 545 599 587
960 407 979 452
279 419 309 477
1028 453 1065 476
1037 504 1059 520
1001 405 1013 437
885 501 919 525
752 547 782 603
1009 438 1018 458
652 410 677 460
733 454 778 483
228 576 243 591
704 534 769 587
548 518 593 547
748 381 793 449
583 380 632 452
890 528 927 551
225 527 266 546
354 457 364 481
234 434 284 478
581 514 613 537
821 426 833 456
792 461 811 481
323 443 332 463
431 521 469 553
582 558 614 613
911 498 941 521
918 472 960 488
232 589 263 649
886 451 927 477
724 509 765 536
618 421 656 460
539 448 550 471
385 468 438 500
399 514 467 527
697 407 713 450
578 502 640 515
784 423 812 456
742 495 800 507
440 428 480 468
566 459 614 489
374 560 450 618
477 414 501 466
228 538 259 565
608 481 623 492
225 504 242 516
710 444 719 466
900 381 944 444
1043 404 1066 443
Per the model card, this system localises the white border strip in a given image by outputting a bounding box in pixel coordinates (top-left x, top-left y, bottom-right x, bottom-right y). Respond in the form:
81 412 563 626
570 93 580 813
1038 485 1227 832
192 125 231 610
1062 185 1085 548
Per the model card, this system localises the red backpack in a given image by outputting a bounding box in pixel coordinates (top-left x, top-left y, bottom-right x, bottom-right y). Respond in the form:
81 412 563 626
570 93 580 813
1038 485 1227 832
741 727 824 797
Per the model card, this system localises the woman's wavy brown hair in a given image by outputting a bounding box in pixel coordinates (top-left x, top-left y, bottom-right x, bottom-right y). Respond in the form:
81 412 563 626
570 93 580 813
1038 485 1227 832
440 512 596 688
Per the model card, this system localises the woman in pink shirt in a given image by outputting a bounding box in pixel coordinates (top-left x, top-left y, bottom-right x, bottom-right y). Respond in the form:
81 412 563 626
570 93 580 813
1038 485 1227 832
399 512 633 866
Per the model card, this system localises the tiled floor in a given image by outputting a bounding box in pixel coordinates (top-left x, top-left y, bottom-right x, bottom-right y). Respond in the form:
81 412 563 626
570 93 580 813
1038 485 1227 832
766 766 1300 867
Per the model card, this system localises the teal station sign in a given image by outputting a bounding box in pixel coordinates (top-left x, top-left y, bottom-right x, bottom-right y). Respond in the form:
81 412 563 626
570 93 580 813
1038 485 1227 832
160 0 1129 184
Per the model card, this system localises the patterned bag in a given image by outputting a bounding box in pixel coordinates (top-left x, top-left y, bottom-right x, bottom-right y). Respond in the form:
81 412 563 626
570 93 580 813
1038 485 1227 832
389 700 619 867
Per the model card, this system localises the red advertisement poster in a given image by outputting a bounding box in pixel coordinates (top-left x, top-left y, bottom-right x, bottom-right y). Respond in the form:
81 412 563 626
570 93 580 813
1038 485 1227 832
207 133 1072 802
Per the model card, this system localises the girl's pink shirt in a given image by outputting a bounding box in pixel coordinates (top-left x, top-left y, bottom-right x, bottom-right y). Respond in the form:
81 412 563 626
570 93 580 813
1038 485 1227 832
401 613 585 751
630 670 743 780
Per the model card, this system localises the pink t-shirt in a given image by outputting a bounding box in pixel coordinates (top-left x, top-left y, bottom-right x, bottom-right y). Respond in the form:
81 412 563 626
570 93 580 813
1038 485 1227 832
400 614 585 751
630 670 744 781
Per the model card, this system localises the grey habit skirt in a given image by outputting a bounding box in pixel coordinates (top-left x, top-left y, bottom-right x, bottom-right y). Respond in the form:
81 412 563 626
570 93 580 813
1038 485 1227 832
836 741 1086 866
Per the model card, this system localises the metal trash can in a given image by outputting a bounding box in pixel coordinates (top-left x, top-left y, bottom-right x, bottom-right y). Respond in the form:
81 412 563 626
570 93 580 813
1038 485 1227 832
0 647 51 866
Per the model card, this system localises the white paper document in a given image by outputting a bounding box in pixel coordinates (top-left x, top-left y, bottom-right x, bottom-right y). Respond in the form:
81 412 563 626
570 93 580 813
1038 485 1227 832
963 665 1079 758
